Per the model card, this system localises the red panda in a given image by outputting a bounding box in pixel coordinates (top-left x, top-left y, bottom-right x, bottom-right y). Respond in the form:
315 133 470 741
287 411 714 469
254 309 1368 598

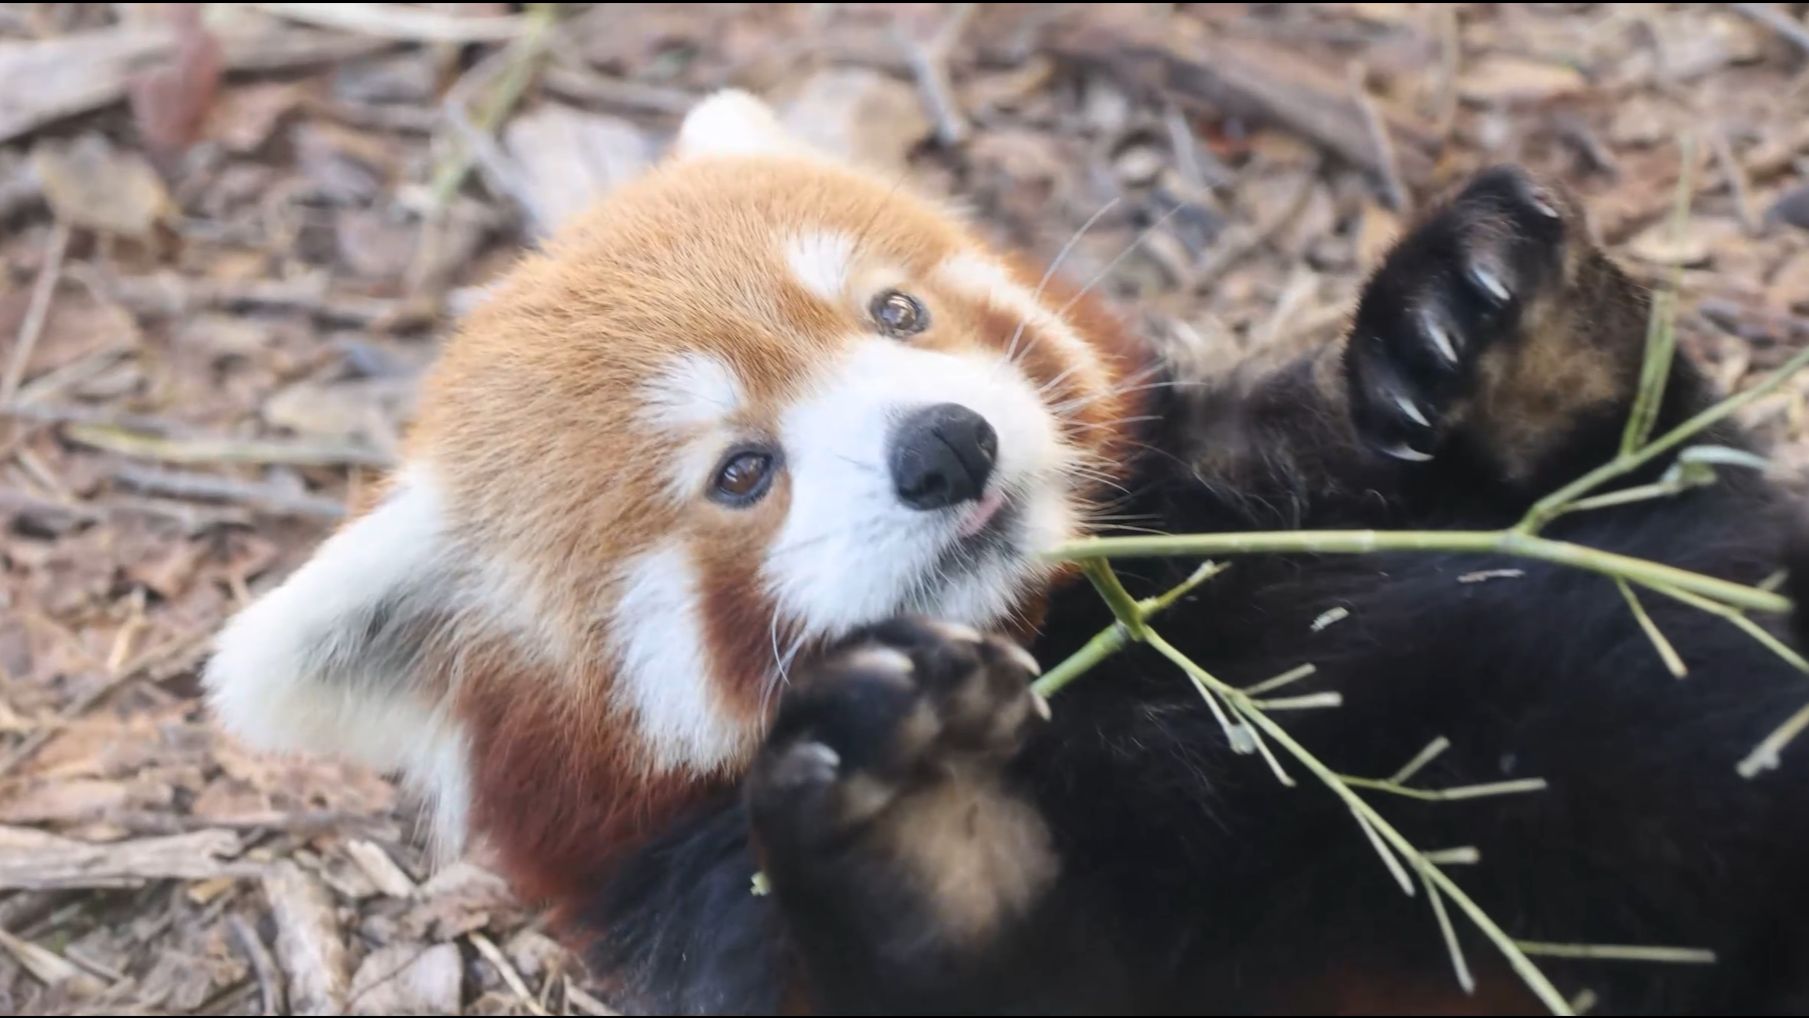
205 91 1809 1014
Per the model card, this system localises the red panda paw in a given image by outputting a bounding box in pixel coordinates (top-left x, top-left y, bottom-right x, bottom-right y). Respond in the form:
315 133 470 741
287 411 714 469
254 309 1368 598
747 617 1047 848
747 619 1059 952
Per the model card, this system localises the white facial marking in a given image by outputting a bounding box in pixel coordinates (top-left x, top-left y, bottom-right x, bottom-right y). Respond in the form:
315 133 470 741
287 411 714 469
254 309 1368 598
203 465 474 856
642 352 743 430
642 353 748 503
611 544 750 773
764 337 1073 641
785 230 855 303
934 252 1107 388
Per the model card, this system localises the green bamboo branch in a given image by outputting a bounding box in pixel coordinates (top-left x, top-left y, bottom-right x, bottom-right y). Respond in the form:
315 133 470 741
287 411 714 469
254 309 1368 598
1617 578 1689 678
1423 863 1476 994
1242 662 1319 696
1389 736 1452 784
1038 558 1722 1013
1514 942 1715 965
1558 479 1692 519
1030 561 1225 699
1516 340 1809 536
1048 529 1790 615
1215 662 1576 1014
1637 579 1809 674
1620 135 1695 455
1740 699 1809 779
1337 775 1550 802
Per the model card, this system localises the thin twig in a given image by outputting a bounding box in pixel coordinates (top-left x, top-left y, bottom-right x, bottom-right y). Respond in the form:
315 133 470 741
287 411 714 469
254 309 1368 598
1349 63 1408 212
541 60 697 115
428 4 557 216
90 270 428 328
244 2 529 42
898 3 974 146
1432 5 1462 143
64 422 392 469
1731 2 1809 54
0 628 214 776
110 463 347 519
1 220 71 407
468 931 549 1017
228 914 286 1017
1617 578 1689 678
1710 129 1760 235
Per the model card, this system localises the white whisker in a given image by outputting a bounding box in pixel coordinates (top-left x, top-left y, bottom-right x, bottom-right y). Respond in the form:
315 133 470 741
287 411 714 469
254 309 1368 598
1055 205 1183 320
1006 197 1122 363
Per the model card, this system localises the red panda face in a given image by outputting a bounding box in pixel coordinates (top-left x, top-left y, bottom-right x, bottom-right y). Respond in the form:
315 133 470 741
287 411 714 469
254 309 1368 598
202 91 1143 897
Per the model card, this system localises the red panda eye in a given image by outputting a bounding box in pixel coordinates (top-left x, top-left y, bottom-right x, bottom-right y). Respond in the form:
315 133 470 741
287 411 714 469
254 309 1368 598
871 290 929 338
711 450 776 505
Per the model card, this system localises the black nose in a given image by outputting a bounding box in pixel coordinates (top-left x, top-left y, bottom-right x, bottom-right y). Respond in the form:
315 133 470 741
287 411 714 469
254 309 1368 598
889 403 998 510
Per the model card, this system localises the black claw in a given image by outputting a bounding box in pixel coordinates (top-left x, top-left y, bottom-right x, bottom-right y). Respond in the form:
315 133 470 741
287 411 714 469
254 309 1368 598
1344 166 1572 463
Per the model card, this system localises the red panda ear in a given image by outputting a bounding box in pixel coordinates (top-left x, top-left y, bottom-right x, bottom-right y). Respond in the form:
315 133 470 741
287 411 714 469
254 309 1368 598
673 88 802 161
202 466 471 852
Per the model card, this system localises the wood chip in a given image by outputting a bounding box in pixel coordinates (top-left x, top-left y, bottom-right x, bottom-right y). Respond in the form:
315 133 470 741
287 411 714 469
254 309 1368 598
262 861 350 1016
469 930 549 1017
1051 19 1436 185
0 826 247 890
344 839 416 898
228 912 287 1016
347 942 461 1015
1458 55 1588 104
0 927 104 995
0 22 388 144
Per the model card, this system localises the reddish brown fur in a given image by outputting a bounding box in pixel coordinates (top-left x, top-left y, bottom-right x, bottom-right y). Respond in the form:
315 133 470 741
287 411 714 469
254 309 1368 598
455 653 727 907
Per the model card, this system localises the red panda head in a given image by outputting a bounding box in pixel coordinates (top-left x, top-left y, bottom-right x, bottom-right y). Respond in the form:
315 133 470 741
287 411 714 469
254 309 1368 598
203 91 1147 906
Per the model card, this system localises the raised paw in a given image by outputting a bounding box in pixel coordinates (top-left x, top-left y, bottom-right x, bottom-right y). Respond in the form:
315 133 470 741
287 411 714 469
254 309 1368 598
747 617 1046 846
1344 166 1643 478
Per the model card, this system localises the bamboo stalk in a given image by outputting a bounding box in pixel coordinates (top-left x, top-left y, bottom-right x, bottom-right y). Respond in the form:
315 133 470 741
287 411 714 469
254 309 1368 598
1048 530 1790 615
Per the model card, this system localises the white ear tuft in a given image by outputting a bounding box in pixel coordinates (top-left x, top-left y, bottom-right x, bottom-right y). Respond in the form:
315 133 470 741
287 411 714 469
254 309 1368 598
674 88 797 160
203 465 473 854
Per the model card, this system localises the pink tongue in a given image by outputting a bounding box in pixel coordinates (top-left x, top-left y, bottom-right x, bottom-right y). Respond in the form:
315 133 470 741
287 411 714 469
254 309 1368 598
958 489 1007 538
